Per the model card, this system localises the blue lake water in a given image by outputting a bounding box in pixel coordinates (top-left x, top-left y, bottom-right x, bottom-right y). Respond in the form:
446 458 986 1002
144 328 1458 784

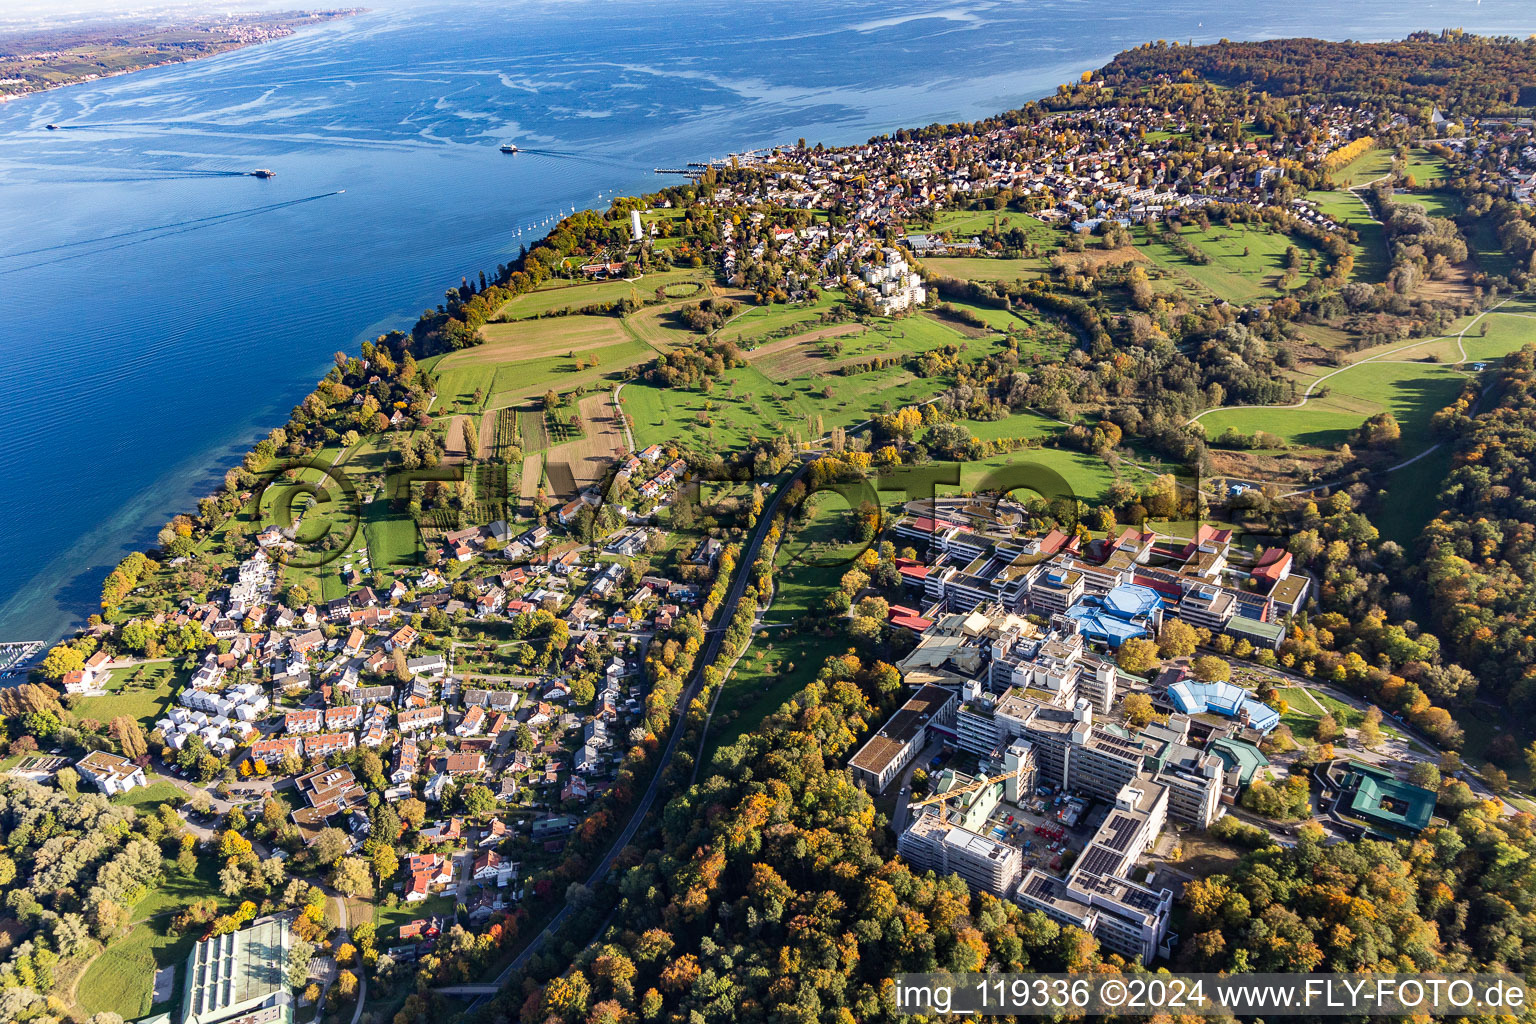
0 0 1531 642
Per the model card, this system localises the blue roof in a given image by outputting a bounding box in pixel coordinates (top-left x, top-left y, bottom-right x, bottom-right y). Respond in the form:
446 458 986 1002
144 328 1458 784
1066 602 1150 647
1167 678 1281 734
1103 583 1162 620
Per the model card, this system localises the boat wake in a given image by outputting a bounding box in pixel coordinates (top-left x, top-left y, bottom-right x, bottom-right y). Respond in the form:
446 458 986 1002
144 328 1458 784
0 190 347 273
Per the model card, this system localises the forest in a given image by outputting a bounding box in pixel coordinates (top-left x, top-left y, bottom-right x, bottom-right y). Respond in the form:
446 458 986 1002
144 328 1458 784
1421 345 1536 708
1099 32 1536 115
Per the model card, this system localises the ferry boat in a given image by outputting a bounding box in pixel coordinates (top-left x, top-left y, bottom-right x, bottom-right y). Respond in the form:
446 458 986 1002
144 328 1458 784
250 169 276 178
500 142 519 153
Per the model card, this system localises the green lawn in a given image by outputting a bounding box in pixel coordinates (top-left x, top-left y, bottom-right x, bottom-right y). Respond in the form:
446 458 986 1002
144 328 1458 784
375 895 457 942
1136 222 1322 304
77 922 188 1019
1468 215 1517 279
703 494 864 762
626 313 1013 453
76 662 181 730
962 409 1067 443
917 209 1061 247
1198 358 1468 452
1401 149 1453 188
958 445 1123 503
112 780 184 810
1332 146 1395 187
1402 189 1462 219
1376 442 1455 547
78 853 231 1019
363 497 422 571
716 292 847 349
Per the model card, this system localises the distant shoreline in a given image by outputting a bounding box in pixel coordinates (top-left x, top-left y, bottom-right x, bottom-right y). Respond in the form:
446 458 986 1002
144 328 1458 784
0 8 361 104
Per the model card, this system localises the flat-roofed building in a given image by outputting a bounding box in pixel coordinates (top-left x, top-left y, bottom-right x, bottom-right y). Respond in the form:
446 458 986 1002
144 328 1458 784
181 915 292 1024
848 683 957 792
1027 564 1085 616
1013 776 1175 964
1174 583 1237 631
897 809 1023 897
75 751 146 796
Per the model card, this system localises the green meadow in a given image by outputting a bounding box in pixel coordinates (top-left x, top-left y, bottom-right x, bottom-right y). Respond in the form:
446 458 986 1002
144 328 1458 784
498 268 708 319
1136 222 1322 304
1304 189 1389 283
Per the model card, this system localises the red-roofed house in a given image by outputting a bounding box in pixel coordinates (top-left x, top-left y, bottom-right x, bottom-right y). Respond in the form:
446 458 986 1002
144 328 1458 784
1251 547 1293 584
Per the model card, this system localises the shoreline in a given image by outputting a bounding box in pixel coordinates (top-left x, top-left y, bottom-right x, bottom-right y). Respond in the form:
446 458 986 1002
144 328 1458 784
0 8 361 104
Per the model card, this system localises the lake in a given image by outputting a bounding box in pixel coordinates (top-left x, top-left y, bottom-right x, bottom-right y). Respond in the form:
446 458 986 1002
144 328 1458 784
0 0 1531 642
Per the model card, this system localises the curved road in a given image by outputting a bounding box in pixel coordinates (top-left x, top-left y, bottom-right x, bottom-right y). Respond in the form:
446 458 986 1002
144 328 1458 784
464 460 811 1002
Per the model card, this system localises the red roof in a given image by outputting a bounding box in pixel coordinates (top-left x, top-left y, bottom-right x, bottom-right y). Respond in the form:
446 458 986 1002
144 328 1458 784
1252 547 1293 582
890 614 933 632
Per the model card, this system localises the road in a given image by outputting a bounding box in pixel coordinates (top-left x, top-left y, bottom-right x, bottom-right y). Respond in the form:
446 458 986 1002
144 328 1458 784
327 894 368 1024
463 460 811 1004
1230 658 1513 812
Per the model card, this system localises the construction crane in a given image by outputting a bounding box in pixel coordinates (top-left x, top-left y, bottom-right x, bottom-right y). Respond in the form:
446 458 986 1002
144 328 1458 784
908 765 1032 810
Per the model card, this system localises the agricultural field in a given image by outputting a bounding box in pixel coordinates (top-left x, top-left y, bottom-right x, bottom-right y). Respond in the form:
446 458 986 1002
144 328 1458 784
428 327 652 414
744 324 868 381
476 315 630 359
518 408 550 451
923 255 1045 283
1136 222 1323 305
716 291 847 349
543 391 627 494
497 268 707 319
519 453 544 517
